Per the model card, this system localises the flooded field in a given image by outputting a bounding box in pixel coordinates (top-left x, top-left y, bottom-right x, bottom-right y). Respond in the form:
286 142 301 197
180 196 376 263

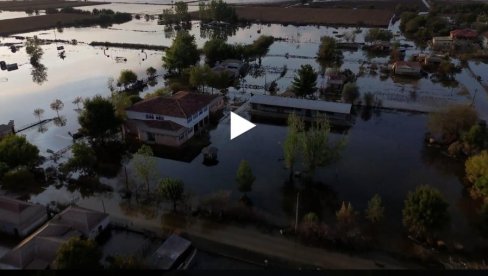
1 1 487 260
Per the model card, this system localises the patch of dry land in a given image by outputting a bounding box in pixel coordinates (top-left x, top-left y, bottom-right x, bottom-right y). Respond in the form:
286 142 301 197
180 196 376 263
234 6 394 27
0 13 97 36
0 0 104 11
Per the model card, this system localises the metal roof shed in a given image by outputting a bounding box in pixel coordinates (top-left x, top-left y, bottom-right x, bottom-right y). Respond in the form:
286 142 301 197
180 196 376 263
250 95 352 115
151 234 192 270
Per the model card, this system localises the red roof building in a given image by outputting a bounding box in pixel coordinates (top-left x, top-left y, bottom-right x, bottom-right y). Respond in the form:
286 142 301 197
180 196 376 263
124 91 224 147
450 28 478 40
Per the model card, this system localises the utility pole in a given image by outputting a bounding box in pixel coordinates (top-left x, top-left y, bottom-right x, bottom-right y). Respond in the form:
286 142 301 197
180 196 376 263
471 88 478 107
295 191 300 233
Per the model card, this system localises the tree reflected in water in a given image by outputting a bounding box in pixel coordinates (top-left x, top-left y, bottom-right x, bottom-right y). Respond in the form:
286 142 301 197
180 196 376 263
53 115 67 127
31 63 48 84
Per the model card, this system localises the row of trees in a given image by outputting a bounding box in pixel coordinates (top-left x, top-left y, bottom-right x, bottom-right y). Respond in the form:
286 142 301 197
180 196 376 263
202 36 274 66
158 1 191 25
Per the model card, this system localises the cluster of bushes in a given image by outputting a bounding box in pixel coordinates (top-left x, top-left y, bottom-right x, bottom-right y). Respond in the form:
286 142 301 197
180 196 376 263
203 35 274 65
158 1 191 25
364 28 393 42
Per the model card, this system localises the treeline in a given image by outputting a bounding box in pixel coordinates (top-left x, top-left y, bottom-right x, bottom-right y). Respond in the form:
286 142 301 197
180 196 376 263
198 0 238 23
400 13 450 43
203 35 274 66
46 7 132 26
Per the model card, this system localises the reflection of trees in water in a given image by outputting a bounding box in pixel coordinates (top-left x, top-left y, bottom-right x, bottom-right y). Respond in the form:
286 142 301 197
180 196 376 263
281 179 339 222
420 145 465 180
53 116 67 127
31 63 48 84
199 25 238 40
37 123 48 133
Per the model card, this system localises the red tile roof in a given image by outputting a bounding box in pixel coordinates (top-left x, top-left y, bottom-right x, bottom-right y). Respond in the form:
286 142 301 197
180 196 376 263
127 91 220 118
450 28 478 39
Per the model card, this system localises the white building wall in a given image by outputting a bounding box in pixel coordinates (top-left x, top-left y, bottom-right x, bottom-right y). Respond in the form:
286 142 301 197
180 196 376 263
126 106 210 129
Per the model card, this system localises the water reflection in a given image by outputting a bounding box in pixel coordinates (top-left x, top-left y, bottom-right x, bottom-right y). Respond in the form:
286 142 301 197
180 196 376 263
53 116 67 127
31 63 48 84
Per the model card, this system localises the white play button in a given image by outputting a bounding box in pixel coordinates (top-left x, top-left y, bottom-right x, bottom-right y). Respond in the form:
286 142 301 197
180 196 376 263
230 112 256 140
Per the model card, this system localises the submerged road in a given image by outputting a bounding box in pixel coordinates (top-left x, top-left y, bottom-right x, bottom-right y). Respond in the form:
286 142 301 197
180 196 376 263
459 67 488 122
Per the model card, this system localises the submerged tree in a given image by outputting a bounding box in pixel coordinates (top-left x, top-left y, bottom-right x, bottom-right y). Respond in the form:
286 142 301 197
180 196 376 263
163 31 199 74
0 135 39 169
336 201 357 228
25 36 44 66
283 113 304 181
133 145 158 197
301 117 346 176
73 96 83 110
291 64 318 98
428 105 478 143
158 177 185 212
117 69 138 89
365 194 385 224
33 108 45 122
78 95 121 144
236 160 255 196
465 151 488 200
61 142 97 177
341 83 359 104
317 36 342 67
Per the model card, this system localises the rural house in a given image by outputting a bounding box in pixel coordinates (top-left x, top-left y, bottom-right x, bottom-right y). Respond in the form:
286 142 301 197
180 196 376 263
212 59 245 78
0 197 47 238
432 36 453 50
124 91 224 147
0 207 109 269
392 61 421 76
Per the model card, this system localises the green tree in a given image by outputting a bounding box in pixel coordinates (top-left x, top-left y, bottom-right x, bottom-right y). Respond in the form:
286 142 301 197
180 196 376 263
463 124 488 150
54 237 102 269
283 113 304 181
208 70 232 93
111 92 133 119
236 160 255 195
146 66 157 78
465 151 488 199
365 28 393 42
1 167 36 192
174 1 190 23
163 31 200 74
428 105 478 143
50 99 64 118
202 38 235 66
117 69 138 89
158 178 185 212
341 83 359 104
317 36 342 66
402 185 450 239
0 135 39 169
189 64 212 92
33 108 44 122
291 64 318 98
78 95 121 143
133 145 158 197
61 142 97 177
365 194 385 224
250 35 274 61
301 117 345 175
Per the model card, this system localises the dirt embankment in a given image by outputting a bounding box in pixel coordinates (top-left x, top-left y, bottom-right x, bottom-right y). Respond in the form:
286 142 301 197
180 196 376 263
0 13 98 36
0 0 104 11
234 6 394 27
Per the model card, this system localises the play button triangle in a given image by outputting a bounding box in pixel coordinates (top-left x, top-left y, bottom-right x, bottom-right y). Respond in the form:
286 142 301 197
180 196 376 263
230 112 256 140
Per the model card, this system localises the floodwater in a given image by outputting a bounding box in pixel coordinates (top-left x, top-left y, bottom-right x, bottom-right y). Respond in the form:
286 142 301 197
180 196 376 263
0 3 487 257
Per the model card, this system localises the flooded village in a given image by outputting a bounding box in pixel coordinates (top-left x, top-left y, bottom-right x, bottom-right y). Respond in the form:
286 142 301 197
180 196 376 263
0 0 488 270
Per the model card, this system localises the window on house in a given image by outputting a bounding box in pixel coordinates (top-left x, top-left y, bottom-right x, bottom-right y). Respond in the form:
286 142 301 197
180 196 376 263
146 114 154 119
199 109 203 115
155 115 164 120
179 133 185 140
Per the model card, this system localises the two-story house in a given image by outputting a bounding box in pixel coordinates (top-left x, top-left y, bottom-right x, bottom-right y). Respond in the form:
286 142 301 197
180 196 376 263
124 91 224 147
